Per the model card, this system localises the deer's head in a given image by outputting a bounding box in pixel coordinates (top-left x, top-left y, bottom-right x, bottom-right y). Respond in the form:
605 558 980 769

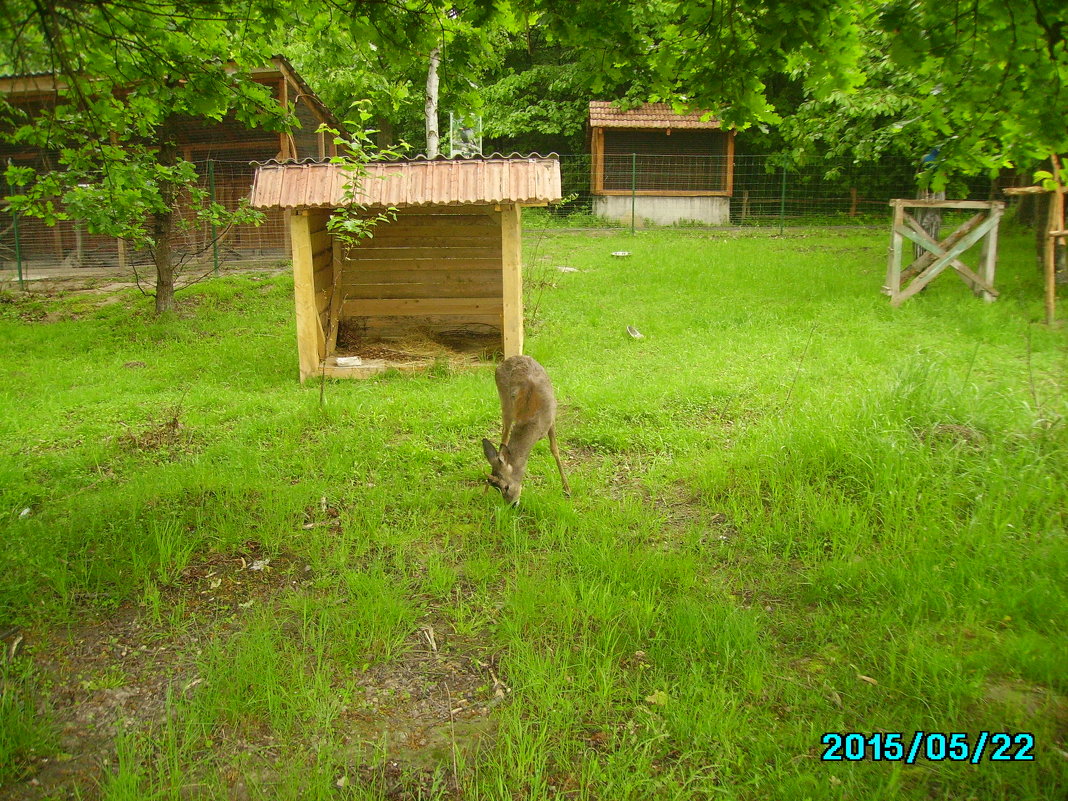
482 438 522 505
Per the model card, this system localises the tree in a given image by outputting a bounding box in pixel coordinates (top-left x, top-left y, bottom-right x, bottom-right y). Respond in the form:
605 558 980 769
500 0 1065 183
0 1 301 313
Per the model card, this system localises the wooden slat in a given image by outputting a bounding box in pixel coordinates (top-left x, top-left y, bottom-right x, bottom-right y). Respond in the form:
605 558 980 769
355 235 500 250
342 297 503 316
343 279 502 300
353 314 502 330
342 257 501 272
343 269 500 295
361 220 499 238
345 246 502 260
309 227 331 253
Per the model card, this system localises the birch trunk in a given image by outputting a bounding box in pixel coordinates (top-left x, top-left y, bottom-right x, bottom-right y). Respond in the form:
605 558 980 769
425 45 441 158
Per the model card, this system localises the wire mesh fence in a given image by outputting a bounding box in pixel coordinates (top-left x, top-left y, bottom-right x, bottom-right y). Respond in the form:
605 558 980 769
531 154 1000 230
1 154 1004 283
1 158 287 284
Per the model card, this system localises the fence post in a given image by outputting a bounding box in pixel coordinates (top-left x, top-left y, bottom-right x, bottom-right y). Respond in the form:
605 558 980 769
8 182 23 290
207 159 219 277
779 164 787 235
631 153 637 236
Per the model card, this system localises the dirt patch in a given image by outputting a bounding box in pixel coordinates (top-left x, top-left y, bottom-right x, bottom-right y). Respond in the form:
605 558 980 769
916 422 987 450
982 679 1068 735
3 537 504 800
336 623 505 791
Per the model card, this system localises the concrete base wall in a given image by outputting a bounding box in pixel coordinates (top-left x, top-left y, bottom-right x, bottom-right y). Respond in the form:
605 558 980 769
594 195 731 226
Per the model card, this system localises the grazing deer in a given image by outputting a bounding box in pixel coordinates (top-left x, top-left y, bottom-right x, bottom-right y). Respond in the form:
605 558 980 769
482 355 571 505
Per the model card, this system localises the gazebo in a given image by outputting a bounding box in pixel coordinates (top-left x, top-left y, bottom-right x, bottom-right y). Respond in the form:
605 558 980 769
250 156 562 381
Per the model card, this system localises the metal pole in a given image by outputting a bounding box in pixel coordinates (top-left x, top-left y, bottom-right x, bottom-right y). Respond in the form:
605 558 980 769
779 164 787 236
631 153 637 236
207 159 219 277
9 183 23 290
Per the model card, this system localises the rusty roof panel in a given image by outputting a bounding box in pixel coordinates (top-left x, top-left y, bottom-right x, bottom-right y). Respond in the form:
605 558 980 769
250 157 562 209
589 101 721 130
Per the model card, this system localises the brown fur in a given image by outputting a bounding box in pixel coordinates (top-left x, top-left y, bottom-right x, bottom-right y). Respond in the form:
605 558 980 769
482 355 570 505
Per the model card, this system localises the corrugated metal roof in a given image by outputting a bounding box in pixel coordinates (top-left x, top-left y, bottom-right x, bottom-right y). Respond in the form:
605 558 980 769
589 101 721 130
249 157 562 209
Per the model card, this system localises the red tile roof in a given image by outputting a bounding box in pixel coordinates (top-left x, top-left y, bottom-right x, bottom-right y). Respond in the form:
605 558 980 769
250 157 562 209
589 101 721 130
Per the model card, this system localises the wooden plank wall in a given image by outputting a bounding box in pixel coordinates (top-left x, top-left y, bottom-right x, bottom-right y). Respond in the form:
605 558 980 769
340 206 504 339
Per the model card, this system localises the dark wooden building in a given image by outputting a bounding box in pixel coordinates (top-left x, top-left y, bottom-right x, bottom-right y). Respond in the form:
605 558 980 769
589 101 734 226
0 57 341 270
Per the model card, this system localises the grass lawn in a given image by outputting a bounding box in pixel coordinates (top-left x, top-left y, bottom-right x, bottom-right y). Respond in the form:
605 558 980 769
1 226 1066 800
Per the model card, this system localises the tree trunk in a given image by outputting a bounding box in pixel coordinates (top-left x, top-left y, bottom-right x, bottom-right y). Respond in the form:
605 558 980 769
1034 191 1068 282
425 45 440 158
152 117 180 315
375 115 395 150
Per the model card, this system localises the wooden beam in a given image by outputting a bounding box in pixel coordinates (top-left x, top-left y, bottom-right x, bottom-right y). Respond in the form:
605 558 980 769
593 190 733 198
501 203 523 357
342 297 504 316
889 199 1007 210
291 211 322 382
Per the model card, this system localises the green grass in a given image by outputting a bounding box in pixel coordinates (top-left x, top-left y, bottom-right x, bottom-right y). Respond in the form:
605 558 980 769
1 228 1066 799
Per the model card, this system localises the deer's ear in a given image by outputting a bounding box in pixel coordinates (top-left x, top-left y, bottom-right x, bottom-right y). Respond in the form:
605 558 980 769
482 438 499 464
498 443 512 464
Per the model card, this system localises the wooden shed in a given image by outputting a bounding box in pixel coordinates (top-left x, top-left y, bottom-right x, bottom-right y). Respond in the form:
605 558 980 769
0 57 342 269
249 157 562 381
589 101 734 226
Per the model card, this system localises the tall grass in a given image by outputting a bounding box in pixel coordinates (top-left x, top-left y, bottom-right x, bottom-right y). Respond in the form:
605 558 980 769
1 228 1066 799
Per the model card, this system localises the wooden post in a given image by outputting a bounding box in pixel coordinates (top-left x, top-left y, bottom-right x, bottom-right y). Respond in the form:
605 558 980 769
885 200 905 297
591 128 604 194
1046 155 1065 325
291 211 321 382
501 203 523 358
849 187 858 217
979 205 1002 302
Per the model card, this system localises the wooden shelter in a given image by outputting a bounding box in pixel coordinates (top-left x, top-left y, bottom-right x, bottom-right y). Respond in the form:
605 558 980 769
249 157 562 381
884 199 1005 306
588 101 734 226
0 57 340 269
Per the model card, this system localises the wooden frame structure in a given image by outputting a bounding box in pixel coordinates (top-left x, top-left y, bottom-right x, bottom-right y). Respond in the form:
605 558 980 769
250 158 561 381
1003 156 1066 325
884 199 1005 306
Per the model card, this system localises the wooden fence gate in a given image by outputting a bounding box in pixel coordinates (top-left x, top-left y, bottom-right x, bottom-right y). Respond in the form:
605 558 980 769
884 199 1005 306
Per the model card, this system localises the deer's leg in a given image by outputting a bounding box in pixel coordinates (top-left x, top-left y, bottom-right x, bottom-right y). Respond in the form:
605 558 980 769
547 424 571 497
